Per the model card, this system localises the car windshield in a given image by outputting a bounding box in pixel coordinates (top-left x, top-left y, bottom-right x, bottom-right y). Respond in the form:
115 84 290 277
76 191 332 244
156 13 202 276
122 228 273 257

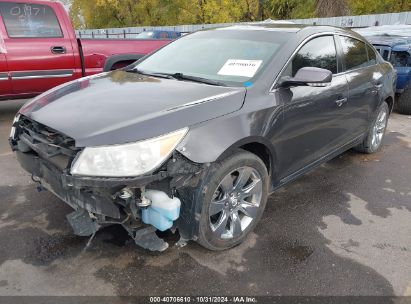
132 29 293 87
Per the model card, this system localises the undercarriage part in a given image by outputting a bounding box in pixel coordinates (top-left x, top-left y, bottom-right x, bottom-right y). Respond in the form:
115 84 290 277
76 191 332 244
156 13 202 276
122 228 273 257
84 232 97 251
137 186 152 208
119 188 133 200
66 209 101 237
168 153 204 190
175 236 188 248
128 226 169 252
167 153 203 176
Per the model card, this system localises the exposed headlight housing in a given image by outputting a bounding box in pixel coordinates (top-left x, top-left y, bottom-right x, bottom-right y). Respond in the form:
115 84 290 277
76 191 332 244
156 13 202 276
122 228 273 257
71 128 188 177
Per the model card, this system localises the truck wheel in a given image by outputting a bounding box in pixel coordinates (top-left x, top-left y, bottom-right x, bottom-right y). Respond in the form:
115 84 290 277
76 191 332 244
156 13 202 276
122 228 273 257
197 151 269 251
355 102 389 154
396 87 411 115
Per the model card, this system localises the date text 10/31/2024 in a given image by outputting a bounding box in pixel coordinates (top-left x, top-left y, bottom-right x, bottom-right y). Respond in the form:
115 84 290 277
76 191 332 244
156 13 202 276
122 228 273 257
149 297 258 303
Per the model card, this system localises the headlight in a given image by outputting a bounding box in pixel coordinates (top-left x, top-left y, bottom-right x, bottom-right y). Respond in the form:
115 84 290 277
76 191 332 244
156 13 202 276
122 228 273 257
9 114 21 139
71 128 188 177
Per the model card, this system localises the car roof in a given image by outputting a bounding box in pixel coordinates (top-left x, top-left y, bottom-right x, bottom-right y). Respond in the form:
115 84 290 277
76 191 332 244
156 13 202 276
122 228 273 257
365 35 411 47
218 24 305 33
217 24 360 37
392 44 411 52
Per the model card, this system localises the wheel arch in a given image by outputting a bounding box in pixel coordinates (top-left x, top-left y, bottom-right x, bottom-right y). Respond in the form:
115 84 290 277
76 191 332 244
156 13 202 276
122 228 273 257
385 95 394 113
103 54 145 72
216 136 276 177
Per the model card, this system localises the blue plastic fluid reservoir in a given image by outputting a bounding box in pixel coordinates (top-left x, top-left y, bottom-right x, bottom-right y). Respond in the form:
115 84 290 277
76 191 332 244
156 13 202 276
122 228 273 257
141 190 181 231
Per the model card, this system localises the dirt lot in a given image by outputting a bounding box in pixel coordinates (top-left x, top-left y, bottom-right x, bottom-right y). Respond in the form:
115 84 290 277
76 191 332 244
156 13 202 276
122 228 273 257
0 99 410 297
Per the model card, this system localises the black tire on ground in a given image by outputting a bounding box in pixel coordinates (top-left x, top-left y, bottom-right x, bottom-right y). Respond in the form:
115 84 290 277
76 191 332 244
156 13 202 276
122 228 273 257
355 102 389 154
196 150 269 251
396 87 411 115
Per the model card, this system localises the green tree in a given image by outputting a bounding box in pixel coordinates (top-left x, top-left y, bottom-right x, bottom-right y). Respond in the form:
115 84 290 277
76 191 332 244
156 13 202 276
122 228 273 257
265 0 315 20
348 0 411 15
69 0 411 29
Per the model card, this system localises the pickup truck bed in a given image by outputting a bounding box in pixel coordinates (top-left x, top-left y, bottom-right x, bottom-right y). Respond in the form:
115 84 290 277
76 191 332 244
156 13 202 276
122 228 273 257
80 38 169 75
0 0 171 100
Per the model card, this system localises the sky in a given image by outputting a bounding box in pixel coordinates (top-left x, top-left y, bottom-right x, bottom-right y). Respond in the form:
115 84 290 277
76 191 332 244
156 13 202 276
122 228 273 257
57 0 71 11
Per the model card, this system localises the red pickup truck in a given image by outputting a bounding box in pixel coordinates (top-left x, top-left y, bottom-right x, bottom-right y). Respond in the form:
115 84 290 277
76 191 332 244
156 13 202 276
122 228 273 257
0 0 171 100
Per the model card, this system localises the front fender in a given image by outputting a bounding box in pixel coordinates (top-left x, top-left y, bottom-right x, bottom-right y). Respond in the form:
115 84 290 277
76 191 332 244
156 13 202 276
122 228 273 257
176 108 281 177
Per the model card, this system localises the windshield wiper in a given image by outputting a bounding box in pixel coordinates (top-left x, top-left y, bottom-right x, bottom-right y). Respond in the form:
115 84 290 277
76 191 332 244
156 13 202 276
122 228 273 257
126 68 176 79
167 73 226 86
126 69 226 86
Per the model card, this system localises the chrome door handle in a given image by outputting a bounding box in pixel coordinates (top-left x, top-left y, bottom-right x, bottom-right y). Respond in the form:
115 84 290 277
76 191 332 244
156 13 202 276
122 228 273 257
335 98 347 107
51 46 66 54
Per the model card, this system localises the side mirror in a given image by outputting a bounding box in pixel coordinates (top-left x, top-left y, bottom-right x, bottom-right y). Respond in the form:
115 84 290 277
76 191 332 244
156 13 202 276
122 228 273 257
279 67 332 87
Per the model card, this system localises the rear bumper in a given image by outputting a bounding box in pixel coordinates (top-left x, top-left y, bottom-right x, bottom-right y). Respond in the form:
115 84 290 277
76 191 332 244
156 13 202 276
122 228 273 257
16 151 165 219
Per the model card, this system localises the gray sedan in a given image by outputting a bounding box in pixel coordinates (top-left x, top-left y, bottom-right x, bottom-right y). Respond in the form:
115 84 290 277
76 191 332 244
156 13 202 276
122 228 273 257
10 24 396 251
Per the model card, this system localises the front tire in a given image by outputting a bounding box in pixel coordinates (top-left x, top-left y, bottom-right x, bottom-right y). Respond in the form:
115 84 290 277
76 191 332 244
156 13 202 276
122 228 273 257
355 102 389 154
197 151 269 251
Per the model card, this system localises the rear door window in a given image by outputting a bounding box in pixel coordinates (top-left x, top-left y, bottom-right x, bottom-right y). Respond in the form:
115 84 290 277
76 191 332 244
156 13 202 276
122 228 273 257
340 36 369 71
286 35 338 76
0 2 63 38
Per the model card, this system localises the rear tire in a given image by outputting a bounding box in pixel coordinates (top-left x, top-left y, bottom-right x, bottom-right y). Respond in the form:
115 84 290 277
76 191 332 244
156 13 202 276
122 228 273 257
396 87 411 115
355 102 389 154
196 151 269 251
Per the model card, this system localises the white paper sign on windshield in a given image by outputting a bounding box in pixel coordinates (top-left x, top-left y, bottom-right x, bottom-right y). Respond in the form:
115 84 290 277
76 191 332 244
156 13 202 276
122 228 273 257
218 59 263 77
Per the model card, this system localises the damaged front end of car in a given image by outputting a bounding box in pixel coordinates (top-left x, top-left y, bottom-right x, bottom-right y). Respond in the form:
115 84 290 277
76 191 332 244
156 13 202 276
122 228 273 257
9 115 207 252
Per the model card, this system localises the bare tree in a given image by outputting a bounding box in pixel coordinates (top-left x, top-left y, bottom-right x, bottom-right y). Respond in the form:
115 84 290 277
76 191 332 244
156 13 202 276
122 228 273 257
315 0 350 17
258 0 264 21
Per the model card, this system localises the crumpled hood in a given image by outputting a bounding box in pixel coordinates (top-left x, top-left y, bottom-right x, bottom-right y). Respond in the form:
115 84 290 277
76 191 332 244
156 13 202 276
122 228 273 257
20 70 246 147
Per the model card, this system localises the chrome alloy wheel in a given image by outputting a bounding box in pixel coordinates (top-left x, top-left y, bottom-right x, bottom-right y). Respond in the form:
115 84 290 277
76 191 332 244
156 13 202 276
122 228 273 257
371 106 388 150
208 167 263 240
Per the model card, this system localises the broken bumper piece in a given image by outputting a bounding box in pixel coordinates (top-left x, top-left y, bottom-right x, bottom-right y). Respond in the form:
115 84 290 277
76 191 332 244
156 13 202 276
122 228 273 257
16 151 166 218
66 209 100 237
128 226 169 252
15 151 186 252
67 209 168 252
11 115 205 251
